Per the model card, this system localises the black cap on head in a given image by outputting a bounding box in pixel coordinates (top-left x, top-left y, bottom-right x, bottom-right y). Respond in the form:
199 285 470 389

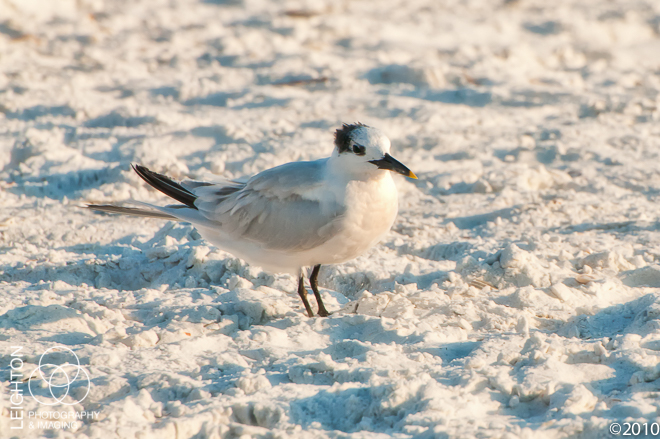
334 122 368 153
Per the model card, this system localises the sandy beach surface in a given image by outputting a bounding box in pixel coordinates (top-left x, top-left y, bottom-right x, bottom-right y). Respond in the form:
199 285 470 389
1 0 660 437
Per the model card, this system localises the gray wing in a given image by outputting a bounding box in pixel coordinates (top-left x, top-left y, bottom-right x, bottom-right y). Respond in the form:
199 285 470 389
193 159 345 252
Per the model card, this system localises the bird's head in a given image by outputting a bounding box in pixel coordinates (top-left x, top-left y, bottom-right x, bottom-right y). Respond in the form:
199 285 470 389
331 123 417 180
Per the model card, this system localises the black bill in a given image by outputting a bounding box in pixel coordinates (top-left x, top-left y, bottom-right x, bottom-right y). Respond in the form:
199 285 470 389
369 153 417 179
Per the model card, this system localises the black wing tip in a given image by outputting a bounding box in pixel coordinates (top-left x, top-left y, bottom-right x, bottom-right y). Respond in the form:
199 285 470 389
130 163 198 209
132 163 151 172
131 163 156 180
334 122 369 153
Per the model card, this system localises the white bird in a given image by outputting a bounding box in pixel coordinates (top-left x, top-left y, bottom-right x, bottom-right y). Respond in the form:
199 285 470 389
88 123 417 317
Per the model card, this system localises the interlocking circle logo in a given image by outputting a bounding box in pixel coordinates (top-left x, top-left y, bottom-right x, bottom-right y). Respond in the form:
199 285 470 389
28 346 91 406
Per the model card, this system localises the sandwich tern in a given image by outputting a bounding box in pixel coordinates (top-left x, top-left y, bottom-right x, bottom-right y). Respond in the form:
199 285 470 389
89 123 417 317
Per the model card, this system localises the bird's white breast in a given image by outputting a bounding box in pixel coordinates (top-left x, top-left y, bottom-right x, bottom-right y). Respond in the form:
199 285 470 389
314 172 399 265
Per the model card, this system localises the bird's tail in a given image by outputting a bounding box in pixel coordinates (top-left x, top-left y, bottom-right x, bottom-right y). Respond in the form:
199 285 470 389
86 204 180 220
87 165 217 225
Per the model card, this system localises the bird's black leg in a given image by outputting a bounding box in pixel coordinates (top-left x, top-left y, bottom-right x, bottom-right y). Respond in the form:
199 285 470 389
310 264 330 317
297 273 314 318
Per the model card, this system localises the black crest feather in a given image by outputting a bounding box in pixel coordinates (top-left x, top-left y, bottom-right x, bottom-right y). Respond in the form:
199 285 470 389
334 122 368 153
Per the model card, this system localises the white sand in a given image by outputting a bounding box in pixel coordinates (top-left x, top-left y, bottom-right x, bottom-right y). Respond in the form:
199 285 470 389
1 0 660 437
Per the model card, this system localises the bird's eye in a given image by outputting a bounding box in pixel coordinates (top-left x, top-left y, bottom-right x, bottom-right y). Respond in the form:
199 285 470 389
352 144 365 156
